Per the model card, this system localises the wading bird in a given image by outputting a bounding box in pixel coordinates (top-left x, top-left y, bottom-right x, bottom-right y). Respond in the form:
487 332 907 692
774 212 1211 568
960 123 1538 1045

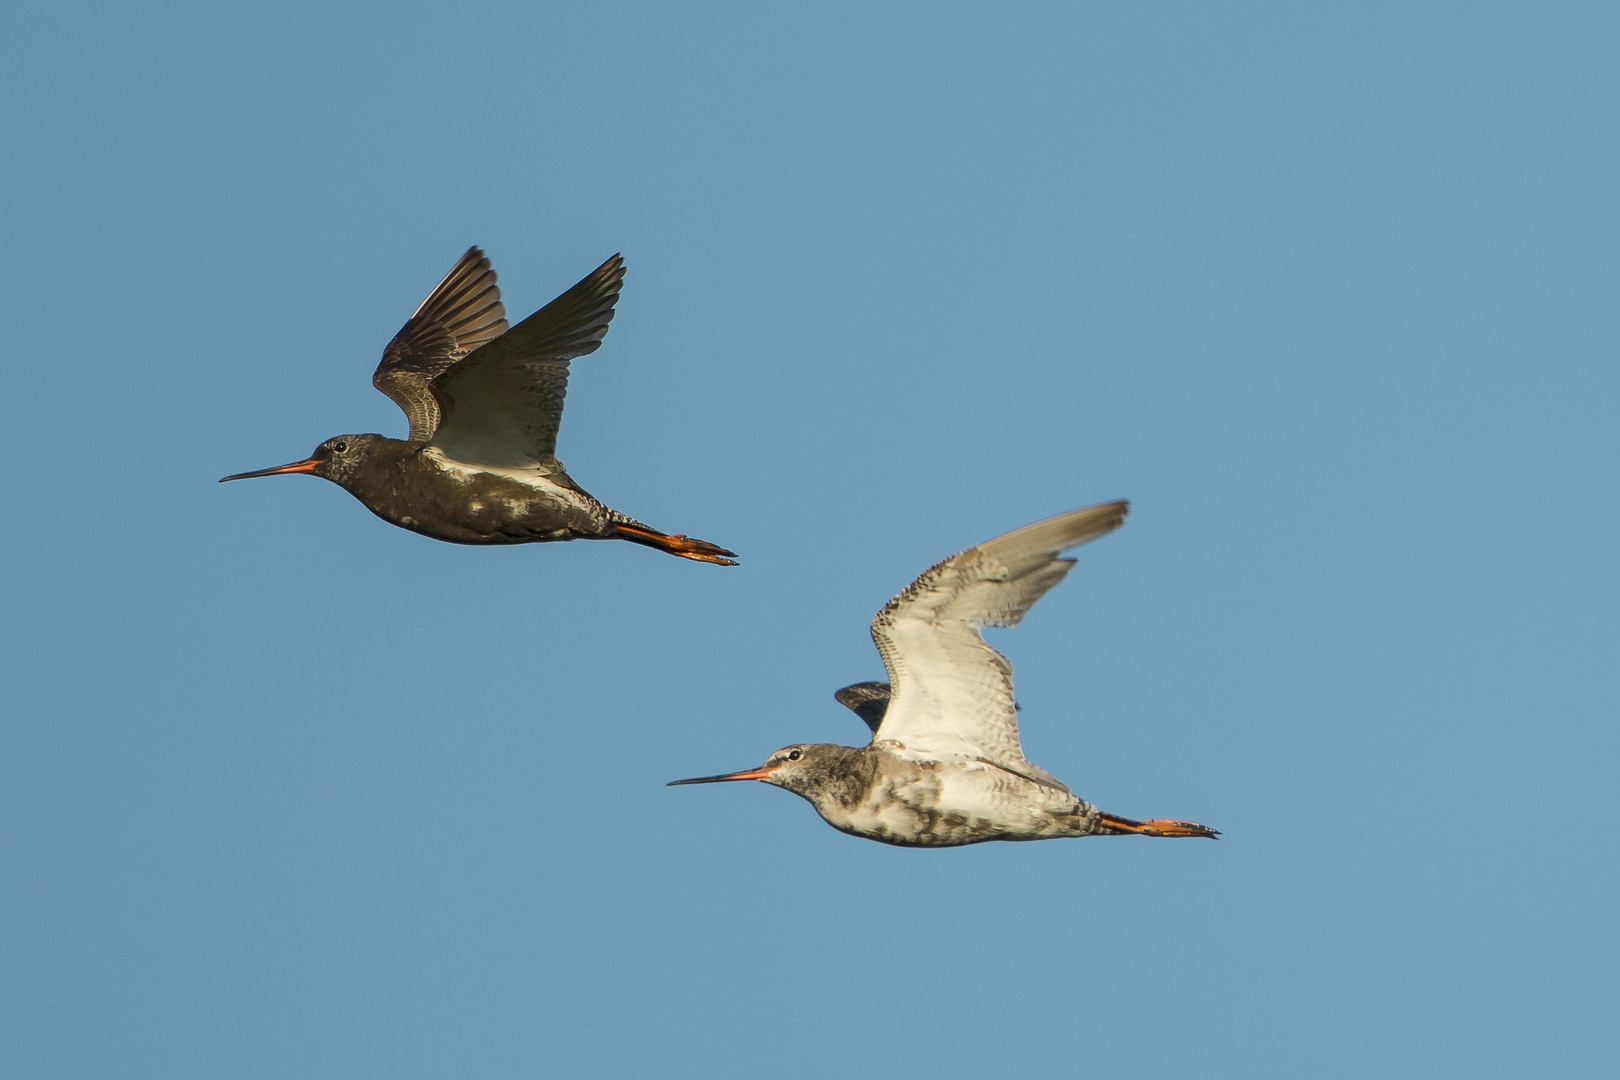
221 248 736 565
670 502 1216 844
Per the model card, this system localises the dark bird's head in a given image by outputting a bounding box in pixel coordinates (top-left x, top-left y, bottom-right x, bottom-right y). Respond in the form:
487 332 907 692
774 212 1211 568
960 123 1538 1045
219 433 395 489
668 743 865 802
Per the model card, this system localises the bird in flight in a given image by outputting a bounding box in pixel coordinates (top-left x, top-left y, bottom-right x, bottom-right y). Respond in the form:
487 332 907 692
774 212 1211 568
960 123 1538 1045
670 502 1216 844
221 248 736 565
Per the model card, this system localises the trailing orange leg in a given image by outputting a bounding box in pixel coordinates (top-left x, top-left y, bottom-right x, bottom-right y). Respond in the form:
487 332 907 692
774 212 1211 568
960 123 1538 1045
1098 812 1220 839
614 523 739 566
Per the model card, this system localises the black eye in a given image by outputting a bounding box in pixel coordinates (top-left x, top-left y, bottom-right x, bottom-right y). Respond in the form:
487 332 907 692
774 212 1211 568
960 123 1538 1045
787 749 802 761
332 441 348 453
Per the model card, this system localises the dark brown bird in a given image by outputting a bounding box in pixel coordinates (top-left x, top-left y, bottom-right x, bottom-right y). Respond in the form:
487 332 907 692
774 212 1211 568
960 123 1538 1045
221 248 736 565
670 503 1217 845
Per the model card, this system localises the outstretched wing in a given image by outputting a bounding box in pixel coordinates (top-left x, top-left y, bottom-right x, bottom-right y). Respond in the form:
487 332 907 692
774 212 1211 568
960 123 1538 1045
869 502 1129 791
373 247 508 442
834 681 892 735
428 254 624 468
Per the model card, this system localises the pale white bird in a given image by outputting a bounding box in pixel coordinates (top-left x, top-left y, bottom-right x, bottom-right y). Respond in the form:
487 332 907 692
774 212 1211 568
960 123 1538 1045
671 502 1217 846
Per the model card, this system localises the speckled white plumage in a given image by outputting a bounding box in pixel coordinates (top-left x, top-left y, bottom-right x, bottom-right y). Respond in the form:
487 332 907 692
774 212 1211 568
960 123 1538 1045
670 503 1219 846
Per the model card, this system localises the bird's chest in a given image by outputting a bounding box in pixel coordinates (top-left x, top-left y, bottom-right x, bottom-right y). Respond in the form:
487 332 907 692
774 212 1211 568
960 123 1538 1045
364 459 577 542
824 767 992 847
832 765 1068 847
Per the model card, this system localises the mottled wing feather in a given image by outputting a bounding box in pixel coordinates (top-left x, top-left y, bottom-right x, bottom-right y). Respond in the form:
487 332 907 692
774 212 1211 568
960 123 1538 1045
428 254 624 468
373 247 508 441
834 681 892 735
869 502 1129 791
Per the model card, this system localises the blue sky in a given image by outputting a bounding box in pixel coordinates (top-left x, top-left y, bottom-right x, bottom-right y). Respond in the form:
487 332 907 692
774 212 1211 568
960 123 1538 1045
2 3 1617 1077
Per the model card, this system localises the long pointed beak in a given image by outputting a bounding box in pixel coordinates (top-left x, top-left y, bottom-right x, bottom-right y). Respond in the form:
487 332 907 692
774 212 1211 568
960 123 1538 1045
219 457 322 482
667 764 778 786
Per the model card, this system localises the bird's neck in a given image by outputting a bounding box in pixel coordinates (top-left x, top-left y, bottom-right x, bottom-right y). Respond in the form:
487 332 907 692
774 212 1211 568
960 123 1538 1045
799 746 881 811
329 438 415 495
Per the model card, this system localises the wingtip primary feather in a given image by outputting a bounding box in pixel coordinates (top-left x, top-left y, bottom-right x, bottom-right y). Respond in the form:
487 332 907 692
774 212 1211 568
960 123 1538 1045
407 246 497 318
975 500 1129 570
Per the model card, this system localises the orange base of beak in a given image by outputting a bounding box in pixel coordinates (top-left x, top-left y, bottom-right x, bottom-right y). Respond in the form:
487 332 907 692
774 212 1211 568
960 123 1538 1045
667 763 779 786
219 457 321 482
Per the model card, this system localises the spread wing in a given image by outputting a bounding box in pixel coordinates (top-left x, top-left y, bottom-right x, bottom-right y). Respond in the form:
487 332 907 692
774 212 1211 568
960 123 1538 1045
834 682 892 735
373 247 509 442
868 502 1129 791
427 254 624 468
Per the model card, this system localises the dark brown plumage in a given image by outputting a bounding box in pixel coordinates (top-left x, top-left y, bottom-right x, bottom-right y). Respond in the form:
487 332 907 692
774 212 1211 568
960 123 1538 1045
221 248 736 565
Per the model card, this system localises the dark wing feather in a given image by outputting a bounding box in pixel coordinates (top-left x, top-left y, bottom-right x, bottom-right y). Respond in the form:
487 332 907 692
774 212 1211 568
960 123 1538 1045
428 254 624 468
834 682 892 735
373 247 508 441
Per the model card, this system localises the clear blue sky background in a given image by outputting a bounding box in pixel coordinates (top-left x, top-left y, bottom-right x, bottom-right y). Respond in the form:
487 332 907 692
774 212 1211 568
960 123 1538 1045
2 3 1616 1077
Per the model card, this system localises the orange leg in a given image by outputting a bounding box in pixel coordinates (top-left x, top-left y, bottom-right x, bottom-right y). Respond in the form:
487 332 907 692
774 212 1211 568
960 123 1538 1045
614 524 739 566
1098 812 1220 839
